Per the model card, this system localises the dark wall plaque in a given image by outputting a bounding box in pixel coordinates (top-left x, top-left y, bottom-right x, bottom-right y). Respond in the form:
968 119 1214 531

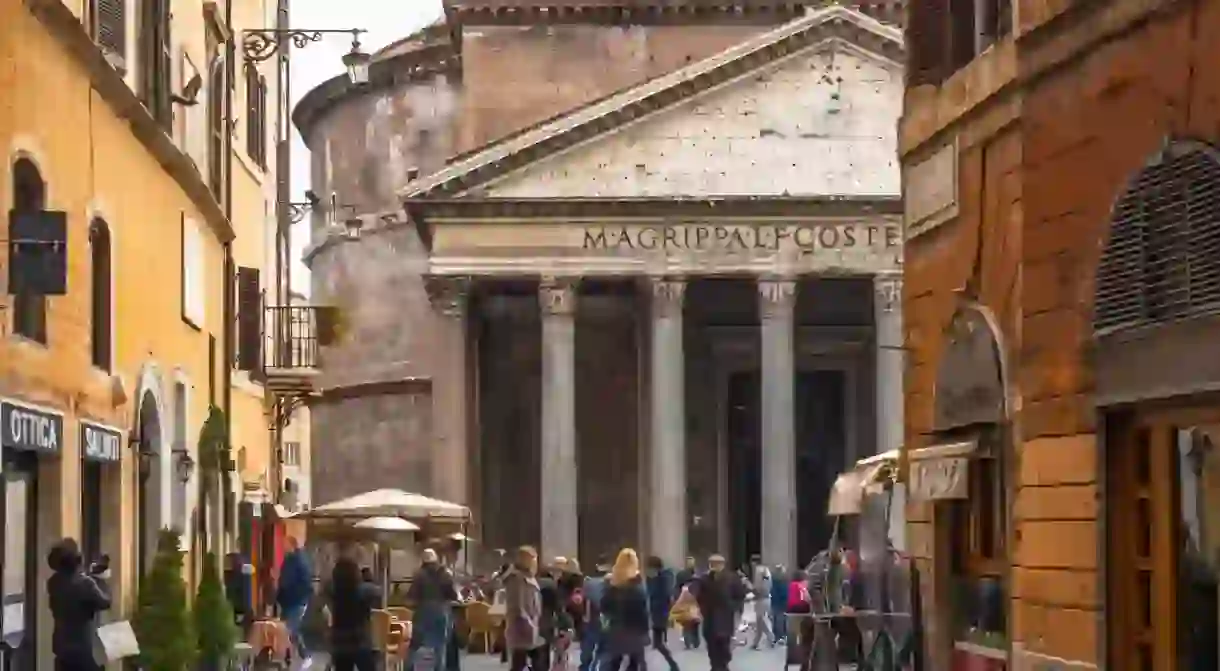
932 304 1006 431
80 421 123 463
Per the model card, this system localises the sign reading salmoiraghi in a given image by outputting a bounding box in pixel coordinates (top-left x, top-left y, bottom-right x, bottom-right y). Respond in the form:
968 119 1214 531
582 222 902 253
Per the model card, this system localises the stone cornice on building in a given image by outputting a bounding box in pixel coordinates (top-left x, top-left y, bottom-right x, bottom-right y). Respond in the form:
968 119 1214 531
292 41 460 148
399 5 903 201
444 0 904 26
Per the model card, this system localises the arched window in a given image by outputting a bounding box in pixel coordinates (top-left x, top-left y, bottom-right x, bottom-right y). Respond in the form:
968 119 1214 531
1094 139 1220 334
11 158 48 344
90 218 112 370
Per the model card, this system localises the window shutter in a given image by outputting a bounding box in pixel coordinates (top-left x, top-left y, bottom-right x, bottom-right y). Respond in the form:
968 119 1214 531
96 0 127 61
906 0 948 86
236 266 263 372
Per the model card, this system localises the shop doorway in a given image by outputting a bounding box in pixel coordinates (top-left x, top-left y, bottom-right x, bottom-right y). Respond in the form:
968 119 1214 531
1106 405 1220 671
1 453 38 671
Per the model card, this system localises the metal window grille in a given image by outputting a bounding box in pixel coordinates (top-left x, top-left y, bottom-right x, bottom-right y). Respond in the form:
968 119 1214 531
1094 139 1220 334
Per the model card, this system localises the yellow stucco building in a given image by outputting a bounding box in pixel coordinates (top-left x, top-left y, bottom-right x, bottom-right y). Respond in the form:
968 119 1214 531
0 0 299 665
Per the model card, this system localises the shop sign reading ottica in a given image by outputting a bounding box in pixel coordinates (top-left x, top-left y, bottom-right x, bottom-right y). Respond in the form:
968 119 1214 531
0 399 64 455
80 421 123 463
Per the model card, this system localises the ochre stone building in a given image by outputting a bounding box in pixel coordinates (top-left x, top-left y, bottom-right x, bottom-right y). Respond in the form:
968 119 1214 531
3 0 293 666
296 0 908 568
902 0 1220 669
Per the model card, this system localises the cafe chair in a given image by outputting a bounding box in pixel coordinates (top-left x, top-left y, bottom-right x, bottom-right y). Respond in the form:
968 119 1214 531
388 606 413 626
372 609 408 671
464 601 495 654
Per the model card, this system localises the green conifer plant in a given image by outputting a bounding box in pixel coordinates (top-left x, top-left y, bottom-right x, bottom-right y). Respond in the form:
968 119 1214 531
133 528 196 671
194 552 239 670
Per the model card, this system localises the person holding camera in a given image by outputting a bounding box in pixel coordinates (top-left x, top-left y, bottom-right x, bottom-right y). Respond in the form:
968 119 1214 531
46 538 111 671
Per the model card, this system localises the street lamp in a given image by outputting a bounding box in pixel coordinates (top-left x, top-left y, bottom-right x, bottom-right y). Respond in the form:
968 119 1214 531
173 448 196 485
241 28 370 77
342 32 372 86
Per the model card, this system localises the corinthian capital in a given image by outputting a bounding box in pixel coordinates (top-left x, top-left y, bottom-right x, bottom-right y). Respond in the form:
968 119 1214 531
758 278 797 320
539 276 580 316
874 276 902 314
650 277 686 318
425 276 471 318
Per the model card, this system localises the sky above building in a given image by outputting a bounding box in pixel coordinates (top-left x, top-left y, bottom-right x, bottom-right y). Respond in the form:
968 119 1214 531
288 0 443 294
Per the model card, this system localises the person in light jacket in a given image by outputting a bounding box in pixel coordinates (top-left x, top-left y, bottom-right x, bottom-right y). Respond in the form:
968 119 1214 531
504 546 548 671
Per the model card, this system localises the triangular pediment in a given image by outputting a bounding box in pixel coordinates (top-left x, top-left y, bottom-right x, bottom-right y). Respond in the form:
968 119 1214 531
402 5 903 201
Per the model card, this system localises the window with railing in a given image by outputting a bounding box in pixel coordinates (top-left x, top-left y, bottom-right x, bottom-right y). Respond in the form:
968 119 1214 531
907 0 1012 86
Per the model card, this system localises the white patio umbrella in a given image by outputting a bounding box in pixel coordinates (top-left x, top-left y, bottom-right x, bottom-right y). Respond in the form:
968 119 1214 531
305 489 471 521
354 516 421 533
351 517 421 607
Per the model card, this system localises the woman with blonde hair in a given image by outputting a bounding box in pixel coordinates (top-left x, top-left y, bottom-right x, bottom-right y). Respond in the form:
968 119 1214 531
599 548 662 671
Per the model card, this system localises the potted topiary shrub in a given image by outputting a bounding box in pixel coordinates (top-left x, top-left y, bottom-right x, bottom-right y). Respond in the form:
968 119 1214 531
133 528 197 671
194 551 239 671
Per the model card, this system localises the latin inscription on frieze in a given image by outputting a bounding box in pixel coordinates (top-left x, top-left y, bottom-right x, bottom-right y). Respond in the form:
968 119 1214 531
582 223 902 253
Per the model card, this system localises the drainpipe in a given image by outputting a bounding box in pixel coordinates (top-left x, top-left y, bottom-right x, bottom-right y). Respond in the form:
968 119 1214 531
220 0 236 557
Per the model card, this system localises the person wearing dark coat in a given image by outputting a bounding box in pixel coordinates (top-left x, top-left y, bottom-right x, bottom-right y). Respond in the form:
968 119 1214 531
276 537 313 658
691 554 745 671
645 556 681 671
405 549 460 671
599 549 651 671
325 556 383 671
47 538 111 671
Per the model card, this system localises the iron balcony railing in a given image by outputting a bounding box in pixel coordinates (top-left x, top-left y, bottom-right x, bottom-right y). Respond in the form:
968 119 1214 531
264 305 321 370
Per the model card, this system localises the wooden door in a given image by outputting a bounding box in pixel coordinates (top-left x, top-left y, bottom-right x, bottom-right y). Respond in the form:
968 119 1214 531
1107 404 1220 671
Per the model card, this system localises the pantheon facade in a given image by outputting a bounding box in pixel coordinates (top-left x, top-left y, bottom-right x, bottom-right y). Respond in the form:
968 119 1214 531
295 1 906 568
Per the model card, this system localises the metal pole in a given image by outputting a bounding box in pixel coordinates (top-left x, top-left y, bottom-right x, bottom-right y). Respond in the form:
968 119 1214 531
271 0 291 506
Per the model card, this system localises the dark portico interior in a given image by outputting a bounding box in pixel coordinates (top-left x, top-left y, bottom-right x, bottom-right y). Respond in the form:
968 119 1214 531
474 276 877 566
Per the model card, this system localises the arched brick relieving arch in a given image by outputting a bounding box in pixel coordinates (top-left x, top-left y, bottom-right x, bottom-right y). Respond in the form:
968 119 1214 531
1093 138 1220 405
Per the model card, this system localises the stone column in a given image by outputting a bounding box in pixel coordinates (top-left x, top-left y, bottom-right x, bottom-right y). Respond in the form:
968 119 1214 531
649 277 687 566
426 276 472 507
873 275 904 455
539 277 580 559
758 277 797 568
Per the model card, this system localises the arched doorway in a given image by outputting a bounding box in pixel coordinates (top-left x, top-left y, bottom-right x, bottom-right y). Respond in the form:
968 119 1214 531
136 391 163 577
1095 139 1220 670
908 301 1010 662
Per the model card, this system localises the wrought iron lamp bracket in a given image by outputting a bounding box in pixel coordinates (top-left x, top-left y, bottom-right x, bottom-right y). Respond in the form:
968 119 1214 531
241 28 366 63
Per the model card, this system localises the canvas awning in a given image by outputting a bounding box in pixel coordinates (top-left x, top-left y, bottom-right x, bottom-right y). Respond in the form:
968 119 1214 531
827 450 900 516
304 488 471 521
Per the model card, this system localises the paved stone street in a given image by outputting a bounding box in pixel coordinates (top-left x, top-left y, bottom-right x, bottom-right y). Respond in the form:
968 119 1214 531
460 640 791 671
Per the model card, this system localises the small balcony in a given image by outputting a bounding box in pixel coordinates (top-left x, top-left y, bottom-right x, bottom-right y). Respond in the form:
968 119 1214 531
257 305 331 395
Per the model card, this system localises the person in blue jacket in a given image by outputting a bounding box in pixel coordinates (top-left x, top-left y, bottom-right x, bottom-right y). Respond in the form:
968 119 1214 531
276 537 314 658
770 565 789 644
645 556 681 671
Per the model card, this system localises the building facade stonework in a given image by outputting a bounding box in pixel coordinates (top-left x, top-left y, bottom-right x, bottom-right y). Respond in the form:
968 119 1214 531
903 0 1220 670
298 2 907 569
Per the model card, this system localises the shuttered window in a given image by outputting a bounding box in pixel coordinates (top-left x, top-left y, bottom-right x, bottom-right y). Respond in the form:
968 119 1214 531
1094 140 1220 334
93 0 127 67
139 0 172 128
208 55 227 198
244 66 267 169
907 0 1012 86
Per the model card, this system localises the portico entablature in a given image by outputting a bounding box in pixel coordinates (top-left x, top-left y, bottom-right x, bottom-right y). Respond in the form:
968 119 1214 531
408 196 903 278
